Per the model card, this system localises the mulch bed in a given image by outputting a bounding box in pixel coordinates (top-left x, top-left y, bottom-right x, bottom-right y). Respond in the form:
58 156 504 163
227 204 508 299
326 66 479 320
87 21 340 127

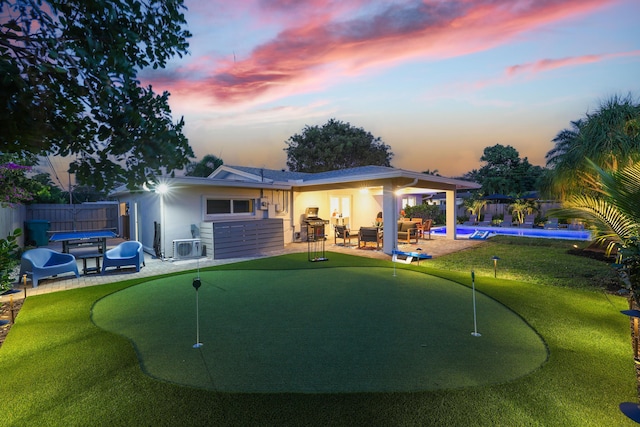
0 290 25 349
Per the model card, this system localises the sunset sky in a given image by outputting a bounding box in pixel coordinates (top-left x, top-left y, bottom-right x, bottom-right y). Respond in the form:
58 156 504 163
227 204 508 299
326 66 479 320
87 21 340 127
141 0 640 178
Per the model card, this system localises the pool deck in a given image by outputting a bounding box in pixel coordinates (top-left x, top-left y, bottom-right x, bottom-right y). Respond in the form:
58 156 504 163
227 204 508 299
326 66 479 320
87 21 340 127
5 235 483 297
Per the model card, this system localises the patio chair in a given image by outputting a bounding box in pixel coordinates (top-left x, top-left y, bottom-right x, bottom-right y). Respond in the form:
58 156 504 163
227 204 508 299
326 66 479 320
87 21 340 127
19 248 79 288
358 227 383 249
397 221 419 244
544 217 559 229
463 214 478 225
102 241 145 274
568 219 584 230
520 214 536 228
417 219 433 239
500 214 513 227
334 225 356 246
478 214 493 226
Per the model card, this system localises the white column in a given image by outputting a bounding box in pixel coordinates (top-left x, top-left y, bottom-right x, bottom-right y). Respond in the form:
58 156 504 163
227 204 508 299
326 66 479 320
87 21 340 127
445 189 457 240
382 182 396 254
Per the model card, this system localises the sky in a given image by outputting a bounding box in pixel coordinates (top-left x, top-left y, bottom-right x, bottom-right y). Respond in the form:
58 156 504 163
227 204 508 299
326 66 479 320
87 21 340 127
137 0 640 178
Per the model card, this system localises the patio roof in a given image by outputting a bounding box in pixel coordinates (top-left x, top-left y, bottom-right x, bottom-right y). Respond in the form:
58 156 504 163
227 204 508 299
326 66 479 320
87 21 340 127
110 165 479 196
213 165 480 193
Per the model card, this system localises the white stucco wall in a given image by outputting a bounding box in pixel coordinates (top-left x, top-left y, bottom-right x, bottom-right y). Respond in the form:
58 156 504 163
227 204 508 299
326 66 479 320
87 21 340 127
118 185 294 258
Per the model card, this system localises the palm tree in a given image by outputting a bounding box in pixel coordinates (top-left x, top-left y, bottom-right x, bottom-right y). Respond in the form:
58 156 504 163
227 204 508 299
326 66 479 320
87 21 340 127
549 160 640 398
550 160 640 261
463 197 486 218
544 95 640 198
509 199 536 225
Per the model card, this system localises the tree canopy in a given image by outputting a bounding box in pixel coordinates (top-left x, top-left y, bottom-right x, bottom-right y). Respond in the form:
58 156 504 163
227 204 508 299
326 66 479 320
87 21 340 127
464 144 545 196
284 118 393 172
185 154 224 177
0 0 194 191
544 94 640 198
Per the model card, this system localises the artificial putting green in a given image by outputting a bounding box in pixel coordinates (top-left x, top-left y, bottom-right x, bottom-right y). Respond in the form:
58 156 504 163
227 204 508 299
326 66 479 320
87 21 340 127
92 267 547 393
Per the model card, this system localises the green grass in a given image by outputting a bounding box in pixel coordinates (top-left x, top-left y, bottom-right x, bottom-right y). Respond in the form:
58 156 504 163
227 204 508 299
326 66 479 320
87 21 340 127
427 235 616 289
91 268 547 393
0 247 636 426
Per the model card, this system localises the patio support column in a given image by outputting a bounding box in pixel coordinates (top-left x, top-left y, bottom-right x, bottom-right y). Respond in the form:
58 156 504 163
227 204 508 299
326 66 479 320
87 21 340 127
382 182 396 255
445 189 457 240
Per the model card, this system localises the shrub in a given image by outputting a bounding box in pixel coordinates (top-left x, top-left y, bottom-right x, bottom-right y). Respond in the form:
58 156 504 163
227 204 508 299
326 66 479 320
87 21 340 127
0 229 22 291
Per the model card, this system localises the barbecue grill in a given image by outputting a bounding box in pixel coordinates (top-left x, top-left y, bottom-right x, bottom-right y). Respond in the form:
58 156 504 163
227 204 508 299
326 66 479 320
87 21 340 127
301 207 328 261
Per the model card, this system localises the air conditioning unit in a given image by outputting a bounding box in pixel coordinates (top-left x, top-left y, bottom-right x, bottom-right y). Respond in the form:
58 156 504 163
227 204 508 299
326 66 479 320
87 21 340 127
173 238 201 260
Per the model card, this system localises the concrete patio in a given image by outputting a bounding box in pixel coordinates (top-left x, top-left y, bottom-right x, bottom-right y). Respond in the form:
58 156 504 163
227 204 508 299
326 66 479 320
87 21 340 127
8 236 483 297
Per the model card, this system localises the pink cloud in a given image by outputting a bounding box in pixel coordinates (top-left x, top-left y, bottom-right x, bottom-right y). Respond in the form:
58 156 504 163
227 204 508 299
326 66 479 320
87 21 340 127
506 50 640 76
145 0 615 106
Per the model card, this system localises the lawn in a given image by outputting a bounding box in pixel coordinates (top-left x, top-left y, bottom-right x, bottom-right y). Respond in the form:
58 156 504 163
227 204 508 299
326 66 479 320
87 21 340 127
0 244 637 426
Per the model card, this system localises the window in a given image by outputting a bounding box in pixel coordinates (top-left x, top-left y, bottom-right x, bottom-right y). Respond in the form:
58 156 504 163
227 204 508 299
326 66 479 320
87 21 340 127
401 196 417 208
205 198 254 217
329 196 351 218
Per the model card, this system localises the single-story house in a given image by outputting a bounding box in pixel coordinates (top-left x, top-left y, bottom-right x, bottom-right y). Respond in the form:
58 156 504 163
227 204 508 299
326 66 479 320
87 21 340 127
111 165 480 259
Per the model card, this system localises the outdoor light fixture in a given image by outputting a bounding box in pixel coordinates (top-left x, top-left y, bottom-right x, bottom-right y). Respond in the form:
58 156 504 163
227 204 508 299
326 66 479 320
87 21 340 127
620 309 640 422
156 183 169 194
491 256 500 278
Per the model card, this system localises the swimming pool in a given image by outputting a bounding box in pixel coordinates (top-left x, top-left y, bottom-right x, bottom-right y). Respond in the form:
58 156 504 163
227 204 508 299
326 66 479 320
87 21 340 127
432 225 591 241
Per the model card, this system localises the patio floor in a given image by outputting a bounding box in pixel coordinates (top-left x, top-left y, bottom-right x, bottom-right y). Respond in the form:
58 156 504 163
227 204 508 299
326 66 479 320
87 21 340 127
9 235 483 297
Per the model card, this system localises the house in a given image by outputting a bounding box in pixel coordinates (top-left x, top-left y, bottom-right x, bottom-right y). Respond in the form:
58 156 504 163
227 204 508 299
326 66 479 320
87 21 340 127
111 165 480 259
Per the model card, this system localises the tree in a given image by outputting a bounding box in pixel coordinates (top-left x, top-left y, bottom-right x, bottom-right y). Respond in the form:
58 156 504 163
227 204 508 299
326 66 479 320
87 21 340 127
466 144 545 196
284 118 393 172
28 173 67 204
544 94 640 198
185 154 224 177
547 159 640 397
0 0 194 191
462 197 486 218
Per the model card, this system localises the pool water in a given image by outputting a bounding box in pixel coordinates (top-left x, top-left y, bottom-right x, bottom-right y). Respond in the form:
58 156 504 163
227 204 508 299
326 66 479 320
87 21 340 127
432 225 591 240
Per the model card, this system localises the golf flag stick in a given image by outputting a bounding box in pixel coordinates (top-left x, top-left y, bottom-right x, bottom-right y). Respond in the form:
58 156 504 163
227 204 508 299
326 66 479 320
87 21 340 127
471 270 481 337
193 278 203 348
393 246 397 277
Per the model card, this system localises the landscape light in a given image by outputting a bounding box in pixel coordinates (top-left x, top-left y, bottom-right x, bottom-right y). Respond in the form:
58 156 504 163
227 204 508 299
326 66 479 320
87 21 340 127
491 256 500 278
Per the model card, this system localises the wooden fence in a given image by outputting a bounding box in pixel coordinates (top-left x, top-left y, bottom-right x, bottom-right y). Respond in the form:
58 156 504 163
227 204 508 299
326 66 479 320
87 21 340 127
0 205 26 244
26 203 119 233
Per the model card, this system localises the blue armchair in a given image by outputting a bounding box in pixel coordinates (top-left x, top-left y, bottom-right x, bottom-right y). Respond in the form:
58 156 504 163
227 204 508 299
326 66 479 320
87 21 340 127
19 248 79 288
101 241 145 274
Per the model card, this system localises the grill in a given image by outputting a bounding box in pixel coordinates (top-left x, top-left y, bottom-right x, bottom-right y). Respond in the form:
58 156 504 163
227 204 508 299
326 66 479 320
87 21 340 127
301 207 328 262
301 207 329 241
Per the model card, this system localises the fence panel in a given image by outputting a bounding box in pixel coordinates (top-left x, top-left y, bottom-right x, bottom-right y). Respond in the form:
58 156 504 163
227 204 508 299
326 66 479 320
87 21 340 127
212 219 284 259
26 203 119 233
